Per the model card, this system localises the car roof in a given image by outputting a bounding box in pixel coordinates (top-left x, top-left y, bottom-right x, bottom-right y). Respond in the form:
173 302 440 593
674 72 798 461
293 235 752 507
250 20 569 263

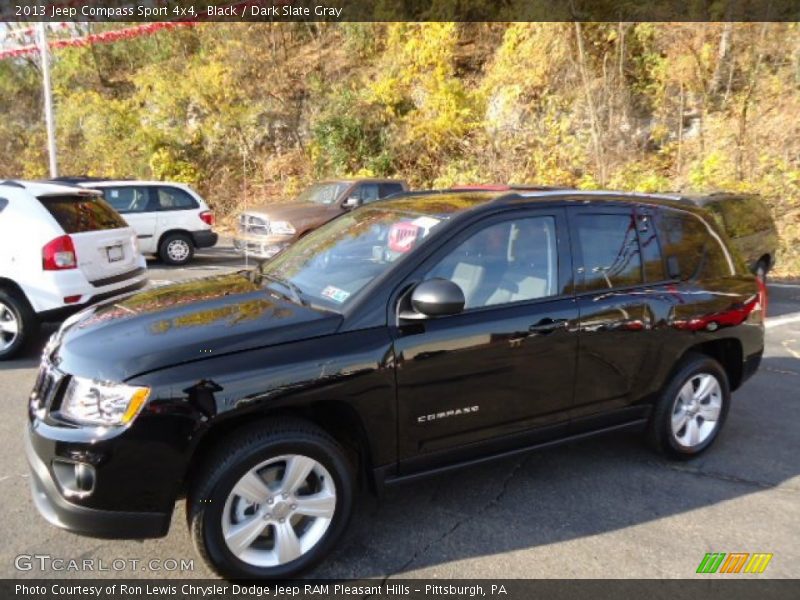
0 179 102 197
383 189 696 218
319 178 405 185
77 180 189 188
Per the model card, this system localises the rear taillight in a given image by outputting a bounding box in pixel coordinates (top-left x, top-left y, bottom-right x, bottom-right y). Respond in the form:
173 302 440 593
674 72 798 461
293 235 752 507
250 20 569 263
199 210 215 226
756 275 768 319
42 235 77 271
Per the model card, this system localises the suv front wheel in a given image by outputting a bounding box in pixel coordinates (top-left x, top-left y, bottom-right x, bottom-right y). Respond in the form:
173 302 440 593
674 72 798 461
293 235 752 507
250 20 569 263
647 353 730 459
189 419 355 579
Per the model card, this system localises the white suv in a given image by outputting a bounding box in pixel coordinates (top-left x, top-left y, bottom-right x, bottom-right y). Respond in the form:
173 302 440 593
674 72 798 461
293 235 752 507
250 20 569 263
75 180 218 266
0 180 147 359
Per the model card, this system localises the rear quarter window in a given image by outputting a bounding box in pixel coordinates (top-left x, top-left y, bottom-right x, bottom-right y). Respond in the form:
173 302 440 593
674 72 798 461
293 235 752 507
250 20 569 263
38 195 128 233
706 196 773 238
656 209 736 280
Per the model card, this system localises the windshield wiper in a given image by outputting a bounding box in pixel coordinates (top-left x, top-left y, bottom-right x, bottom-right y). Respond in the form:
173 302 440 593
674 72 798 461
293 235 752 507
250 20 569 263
261 273 308 306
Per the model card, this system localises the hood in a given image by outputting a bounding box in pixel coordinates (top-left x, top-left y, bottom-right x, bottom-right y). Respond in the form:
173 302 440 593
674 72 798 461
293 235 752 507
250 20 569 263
51 272 342 381
247 202 342 230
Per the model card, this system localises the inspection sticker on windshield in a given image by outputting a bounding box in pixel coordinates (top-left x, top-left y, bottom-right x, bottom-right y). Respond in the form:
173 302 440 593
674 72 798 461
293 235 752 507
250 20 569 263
321 286 350 303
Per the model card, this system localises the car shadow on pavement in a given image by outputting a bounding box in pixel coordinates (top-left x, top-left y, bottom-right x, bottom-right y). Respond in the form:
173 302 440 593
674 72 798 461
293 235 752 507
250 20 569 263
312 356 799 578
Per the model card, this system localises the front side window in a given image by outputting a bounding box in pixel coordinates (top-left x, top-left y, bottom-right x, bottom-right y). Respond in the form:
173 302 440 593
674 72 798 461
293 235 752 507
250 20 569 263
425 216 558 309
576 213 642 291
357 183 381 204
102 187 151 213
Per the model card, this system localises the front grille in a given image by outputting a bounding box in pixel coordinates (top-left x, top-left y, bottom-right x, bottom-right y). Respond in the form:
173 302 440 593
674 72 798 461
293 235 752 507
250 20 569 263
239 213 270 236
30 360 65 415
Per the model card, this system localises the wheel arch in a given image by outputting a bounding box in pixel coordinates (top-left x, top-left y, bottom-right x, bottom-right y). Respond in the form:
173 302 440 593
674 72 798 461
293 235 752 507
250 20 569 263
157 228 195 250
677 338 744 391
184 401 375 498
0 277 34 309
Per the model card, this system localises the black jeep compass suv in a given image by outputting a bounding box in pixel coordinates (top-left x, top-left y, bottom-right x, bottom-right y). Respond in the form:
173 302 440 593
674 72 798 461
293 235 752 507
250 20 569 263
26 190 765 579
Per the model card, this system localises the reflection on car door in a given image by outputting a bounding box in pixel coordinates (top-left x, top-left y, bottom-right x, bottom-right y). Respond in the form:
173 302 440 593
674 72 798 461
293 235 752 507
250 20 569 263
568 204 663 425
392 209 579 474
101 186 159 254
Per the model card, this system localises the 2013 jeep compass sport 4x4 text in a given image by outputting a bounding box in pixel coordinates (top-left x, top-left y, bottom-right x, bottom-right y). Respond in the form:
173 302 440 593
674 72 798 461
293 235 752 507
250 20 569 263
26 191 765 579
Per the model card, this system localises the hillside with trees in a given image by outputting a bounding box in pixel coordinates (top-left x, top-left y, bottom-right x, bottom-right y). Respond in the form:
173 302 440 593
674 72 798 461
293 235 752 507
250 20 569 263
1 22 799 274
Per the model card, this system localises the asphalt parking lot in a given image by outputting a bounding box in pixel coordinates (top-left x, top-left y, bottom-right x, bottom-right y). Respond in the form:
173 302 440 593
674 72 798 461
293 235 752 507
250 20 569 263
1 240 798 579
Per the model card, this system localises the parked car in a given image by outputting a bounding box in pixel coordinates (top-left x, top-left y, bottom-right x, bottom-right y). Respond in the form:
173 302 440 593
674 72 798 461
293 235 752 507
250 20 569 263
27 190 765 578
233 178 407 259
655 193 778 278
63 178 218 266
0 180 147 359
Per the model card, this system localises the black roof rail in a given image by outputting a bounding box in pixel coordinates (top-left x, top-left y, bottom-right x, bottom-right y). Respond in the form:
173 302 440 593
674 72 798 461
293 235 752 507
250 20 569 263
0 180 25 188
48 176 114 184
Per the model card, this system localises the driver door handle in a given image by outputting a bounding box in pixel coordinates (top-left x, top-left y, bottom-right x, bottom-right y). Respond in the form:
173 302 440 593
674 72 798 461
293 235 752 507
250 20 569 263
528 318 568 335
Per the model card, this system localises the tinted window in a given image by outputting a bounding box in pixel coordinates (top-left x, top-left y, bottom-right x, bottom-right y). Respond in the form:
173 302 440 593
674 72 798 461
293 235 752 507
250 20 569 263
706 196 772 238
380 183 404 198
426 217 558 309
102 187 152 213
636 210 665 282
157 187 198 210
0 198 7 213
657 209 734 280
39 195 128 233
576 213 642 291
357 183 381 204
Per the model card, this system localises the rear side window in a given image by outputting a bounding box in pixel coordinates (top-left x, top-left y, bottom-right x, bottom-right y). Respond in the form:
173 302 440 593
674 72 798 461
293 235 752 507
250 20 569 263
0 198 7 213
380 183 404 198
656 209 734 280
38 195 128 233
575 213 642 291
636 209 665 282
356 183 381 204
101 186 152 213
157 187 198 210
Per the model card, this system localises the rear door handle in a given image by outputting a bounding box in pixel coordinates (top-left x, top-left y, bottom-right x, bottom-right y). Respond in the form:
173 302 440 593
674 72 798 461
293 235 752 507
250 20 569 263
528 318 568 335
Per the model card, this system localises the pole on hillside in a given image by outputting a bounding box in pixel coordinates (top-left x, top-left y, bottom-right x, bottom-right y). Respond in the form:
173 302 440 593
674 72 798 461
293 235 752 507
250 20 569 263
37 22 58 178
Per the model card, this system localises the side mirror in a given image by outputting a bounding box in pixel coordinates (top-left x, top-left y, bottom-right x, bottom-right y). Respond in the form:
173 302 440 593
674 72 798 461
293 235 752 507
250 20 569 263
343 196 360 209
409 278 465 317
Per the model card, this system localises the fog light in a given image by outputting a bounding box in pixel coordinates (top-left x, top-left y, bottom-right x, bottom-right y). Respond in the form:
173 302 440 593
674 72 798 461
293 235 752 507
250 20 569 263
52 459 95 498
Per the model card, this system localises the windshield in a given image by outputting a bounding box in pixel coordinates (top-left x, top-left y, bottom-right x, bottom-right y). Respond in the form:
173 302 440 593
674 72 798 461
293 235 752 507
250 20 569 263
295 182 350 205
260 206 446 310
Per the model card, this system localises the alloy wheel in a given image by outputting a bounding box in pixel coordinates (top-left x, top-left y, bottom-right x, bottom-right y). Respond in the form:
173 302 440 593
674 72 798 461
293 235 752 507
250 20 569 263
670 373 723 448
0 301 19 352
167 239 191 262
221 454 336 567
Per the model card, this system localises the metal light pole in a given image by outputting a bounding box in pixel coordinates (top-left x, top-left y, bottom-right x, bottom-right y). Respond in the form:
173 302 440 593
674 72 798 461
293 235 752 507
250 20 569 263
37 22 58 178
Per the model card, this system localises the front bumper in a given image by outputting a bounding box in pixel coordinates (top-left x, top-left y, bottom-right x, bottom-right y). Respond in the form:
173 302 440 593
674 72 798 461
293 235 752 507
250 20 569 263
232 233 292 259
25 426 170 539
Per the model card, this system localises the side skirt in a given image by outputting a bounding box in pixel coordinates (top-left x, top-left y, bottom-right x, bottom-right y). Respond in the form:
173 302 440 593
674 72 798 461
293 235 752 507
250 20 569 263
373 418 648 493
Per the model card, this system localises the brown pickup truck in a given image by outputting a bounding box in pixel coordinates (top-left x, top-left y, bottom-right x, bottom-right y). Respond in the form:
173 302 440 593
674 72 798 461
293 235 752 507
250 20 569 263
234 178 408 258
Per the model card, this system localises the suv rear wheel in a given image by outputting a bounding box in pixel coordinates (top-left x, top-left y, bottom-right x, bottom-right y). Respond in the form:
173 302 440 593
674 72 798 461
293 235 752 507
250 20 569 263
0 288 37 360
159 232 194 266
647 353 730 459
189 419 354 579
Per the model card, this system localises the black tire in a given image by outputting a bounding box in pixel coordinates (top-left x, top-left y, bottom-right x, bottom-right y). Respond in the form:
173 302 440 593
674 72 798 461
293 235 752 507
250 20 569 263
0 288 38 361
189 418 355 579
646 353 730 460
158 232 194 266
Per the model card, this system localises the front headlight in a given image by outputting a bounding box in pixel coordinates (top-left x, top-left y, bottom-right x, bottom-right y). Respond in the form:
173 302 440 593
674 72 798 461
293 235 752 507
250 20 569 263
61 377 150 426
269 221 296 235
